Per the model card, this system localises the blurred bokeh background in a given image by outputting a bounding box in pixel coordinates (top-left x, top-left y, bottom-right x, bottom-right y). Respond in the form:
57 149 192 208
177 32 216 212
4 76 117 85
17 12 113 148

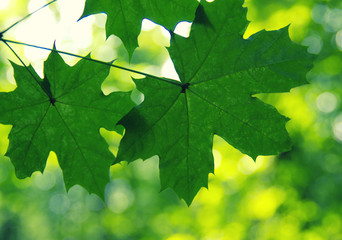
1 0 342 239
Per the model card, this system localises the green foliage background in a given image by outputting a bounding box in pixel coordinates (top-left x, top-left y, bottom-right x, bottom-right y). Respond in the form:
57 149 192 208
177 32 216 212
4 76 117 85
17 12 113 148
1 0 342 239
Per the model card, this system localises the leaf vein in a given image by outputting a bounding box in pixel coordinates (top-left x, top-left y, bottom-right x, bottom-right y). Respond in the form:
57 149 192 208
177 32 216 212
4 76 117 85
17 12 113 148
54 106 101 193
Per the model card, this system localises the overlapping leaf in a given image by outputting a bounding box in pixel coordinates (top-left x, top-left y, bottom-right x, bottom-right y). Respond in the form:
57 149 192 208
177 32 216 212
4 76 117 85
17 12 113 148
116 0 315 204
0 50 134 197
81 0 198 57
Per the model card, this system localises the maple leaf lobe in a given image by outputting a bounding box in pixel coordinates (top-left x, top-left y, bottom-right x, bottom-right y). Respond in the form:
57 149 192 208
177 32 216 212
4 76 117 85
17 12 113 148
0 50 134 198
117 0 314 205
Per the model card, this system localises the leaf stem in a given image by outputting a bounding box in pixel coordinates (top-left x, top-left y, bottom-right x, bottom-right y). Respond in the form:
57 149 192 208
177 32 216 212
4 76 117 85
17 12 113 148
2 38 182 87
0 0 57 35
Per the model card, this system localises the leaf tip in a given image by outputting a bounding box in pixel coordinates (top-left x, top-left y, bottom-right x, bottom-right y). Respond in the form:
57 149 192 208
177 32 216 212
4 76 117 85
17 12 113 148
183 198 193 207
182 192 195 206
250 154 259 162
52 40 57 50
285 116 291 123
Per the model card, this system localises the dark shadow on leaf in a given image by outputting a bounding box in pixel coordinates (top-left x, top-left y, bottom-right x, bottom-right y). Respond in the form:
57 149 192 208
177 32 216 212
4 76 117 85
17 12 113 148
115 108 149 164
193 4 214 30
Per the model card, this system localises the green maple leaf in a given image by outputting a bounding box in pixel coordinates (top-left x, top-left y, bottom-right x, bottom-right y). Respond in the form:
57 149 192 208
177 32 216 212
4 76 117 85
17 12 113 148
116 0 315 204
0 50 134 197
81 0 198 57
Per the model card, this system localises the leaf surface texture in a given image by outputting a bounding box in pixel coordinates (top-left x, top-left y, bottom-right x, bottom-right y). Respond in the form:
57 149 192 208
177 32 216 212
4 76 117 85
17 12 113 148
117 0 314 204
0 51 134 197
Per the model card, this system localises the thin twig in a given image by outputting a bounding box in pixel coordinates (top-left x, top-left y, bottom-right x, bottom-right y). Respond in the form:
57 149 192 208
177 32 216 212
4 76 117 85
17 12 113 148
2 38 182 87
0 0 57 35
